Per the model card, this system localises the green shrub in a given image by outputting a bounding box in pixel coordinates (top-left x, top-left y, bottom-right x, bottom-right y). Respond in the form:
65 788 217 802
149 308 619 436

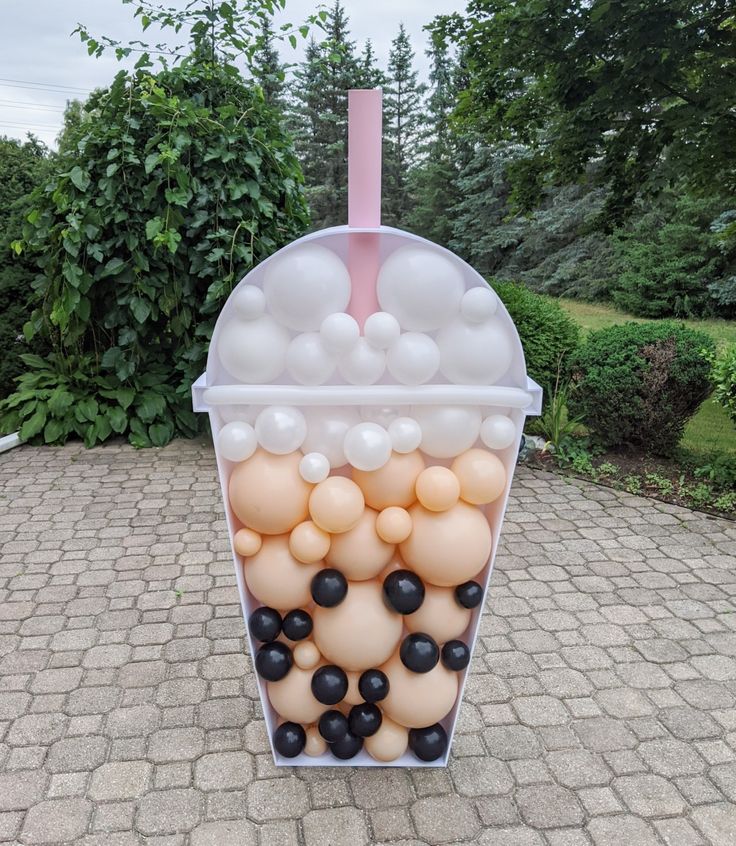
491 280 580 390
568 322 714 456
710 344 736 425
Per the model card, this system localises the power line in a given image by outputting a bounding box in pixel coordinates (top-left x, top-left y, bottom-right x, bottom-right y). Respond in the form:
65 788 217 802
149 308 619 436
0 121 60 131
0 78 92 95
0 100 65 113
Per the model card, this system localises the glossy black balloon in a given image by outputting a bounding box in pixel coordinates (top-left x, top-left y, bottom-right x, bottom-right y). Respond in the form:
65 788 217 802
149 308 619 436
441 639 471 671
318 709 350 743
311 569 348 607
409 723 448 762
382 569 425 614
273 721 306 758
248 607 282 642
455 580 483 609
330 730 364 760
348 703 382 738
400 632 439 673
311 665 348 705
358 669 390 703
254 641 292 681
282 609 313 641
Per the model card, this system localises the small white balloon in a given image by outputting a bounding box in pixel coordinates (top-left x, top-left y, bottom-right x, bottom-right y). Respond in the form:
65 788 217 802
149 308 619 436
232 285 266 320
461 287 498 323
302 408 361 468
339 338 386 385
411 405 482 458
255 406 307 455
387 332 440 386
360 406 400 427
299 452 330 484
218 421 257 462
437 317 514 385
343 423 393 472
480 414 517 450
217 315 289 384
364 312 401 350
286 333 336 386
217 405 259 426
388 417 422 453
321 313 360 353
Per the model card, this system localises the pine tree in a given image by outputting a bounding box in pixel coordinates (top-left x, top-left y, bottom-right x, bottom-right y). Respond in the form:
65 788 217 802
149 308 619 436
356 40 387 89
252 18 285 107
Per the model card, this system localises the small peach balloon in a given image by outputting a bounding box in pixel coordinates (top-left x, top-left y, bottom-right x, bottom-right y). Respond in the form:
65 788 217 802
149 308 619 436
451 449 507 505
381 651 458 729
293 641 321 670
309 476 365 534
325 507 395 580
233 527 262 557
375 507 413 544
244 535 321 609
415 466 460 512
289 521 331 564
352 450 425 510
345 671 363 705
304 726 327 757
365 716 409 763
400 502 492 586
229 450 311 534
267 665 325 724
405 584 472 643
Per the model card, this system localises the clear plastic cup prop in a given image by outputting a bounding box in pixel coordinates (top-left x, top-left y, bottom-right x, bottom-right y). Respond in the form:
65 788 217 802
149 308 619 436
192 89 542 767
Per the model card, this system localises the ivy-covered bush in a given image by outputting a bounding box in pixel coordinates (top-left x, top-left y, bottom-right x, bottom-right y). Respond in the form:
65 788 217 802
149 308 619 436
711 344 736 425
1 60 308 447
568 322 714 456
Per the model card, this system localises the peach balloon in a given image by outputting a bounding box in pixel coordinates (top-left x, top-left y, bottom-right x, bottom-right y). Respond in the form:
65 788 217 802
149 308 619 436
293 641 321 670
451 449 507 505
405 584 472 643
304 726 327 757
233 527 262 557
345 671 363 705
289 521 331 564
244 535 321 609
415 466 460 512
267 665 325 724
229 450 311 534
379 557 404 580
313 580 403 672
365 716 409 763
325 508 395 580
381 651 458 729
376 507 413 544
400 502 492 587
352 450 425 510
309 477 365 534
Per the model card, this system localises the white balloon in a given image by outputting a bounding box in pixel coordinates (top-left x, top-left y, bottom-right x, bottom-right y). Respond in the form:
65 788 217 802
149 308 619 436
255 406 307 455
411 405 482 458
299 452 330 484
480 414 517 450
232 285 266 320
321 313 359 353
217 405 259 426
302 408 361 468
217 315 289 383
343 423 393 472
364 312 400 350
437 317 514 385
339 338 386 385
360 406 400 427
286 333 336 386
388 417 422 453
461 287 498 323
387 333 440 386
263 244 351 331
218 421 257 462
377 245 465 331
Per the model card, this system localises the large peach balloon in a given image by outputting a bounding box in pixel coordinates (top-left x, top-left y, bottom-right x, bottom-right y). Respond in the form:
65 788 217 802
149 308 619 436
352 451 425 510
313 580 403 672
405 584 472 643
400 502 492 586
325 508 395 580
381 652 458 729
451 449 507 505
229 450 311 534
267 665 325 724
415 466 460 512
309 477 365 534
289 521 331 564
365 716 409 763
244 535 321 609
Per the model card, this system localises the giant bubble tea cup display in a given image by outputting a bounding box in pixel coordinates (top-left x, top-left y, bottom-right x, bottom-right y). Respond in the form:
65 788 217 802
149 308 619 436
192 89 542 767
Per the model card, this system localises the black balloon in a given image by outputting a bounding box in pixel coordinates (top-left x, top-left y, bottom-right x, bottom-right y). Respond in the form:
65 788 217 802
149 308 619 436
273 721 306 758
282 609 313 641
358 669 389 703
311 665 348 705
331 730 364 760
348 703 382 738
400 632 439 673
318 709 350 743
455 580 483 609
248 607 282 642
311 569 348 607
441 639 471 671
383 569 425 614
254 641 292 681
409 723 448 762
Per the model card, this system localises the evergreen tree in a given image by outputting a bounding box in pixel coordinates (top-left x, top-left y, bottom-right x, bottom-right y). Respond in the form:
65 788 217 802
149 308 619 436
356 40 387 89
252 18 285 107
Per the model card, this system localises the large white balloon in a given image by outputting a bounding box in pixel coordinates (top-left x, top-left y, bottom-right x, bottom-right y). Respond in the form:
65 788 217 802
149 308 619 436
480 414 517 450
302 407 361 468
255 406 307 454
217 315 289 383
461 287 498 323
343 423 393 471
232 285 266 320
437 317 514 385
286 333 336 386
339 338 386 385
218 421 257 462
411 405 482 458
388 417 422 453
387 333 440 385
299 452 330 484
364 312 401 350
263 244 351 331
321 313 359 353
377 245 465 331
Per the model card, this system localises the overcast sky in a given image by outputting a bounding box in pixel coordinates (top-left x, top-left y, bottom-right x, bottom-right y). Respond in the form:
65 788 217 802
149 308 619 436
0 0 466 149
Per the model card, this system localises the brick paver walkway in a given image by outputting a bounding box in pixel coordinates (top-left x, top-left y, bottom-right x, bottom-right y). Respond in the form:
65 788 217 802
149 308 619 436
0 439 735 845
